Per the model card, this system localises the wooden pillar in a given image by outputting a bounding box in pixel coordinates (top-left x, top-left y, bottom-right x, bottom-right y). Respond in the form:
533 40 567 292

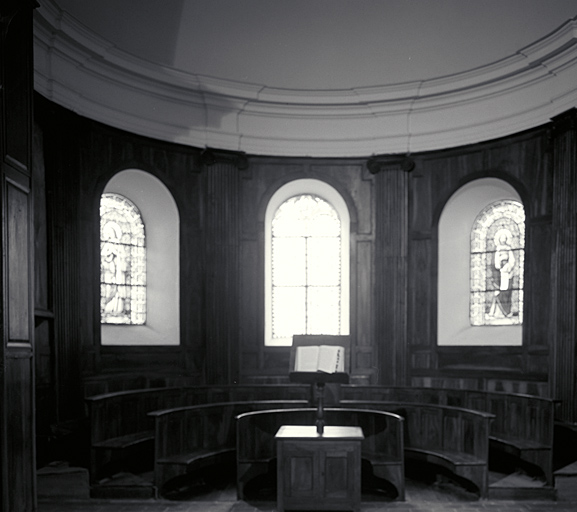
368 156 414 386
202 149 248 384
0 1 37 510
550 108 577 424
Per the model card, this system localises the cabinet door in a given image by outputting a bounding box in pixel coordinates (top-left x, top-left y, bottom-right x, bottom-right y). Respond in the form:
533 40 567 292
280 441 319 500
319 444 359 500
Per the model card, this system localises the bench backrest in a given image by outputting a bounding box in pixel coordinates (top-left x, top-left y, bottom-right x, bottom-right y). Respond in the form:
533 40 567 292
85 384 310 444
236 407 404 462
86 383 554 453
340 400 494 461
149 400 309 460
340 386 555 446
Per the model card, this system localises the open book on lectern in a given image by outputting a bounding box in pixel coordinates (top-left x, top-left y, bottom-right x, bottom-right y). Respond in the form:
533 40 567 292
294 344 345 374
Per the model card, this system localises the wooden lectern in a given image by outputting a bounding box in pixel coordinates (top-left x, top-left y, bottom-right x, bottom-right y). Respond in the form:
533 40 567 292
289 335 350 434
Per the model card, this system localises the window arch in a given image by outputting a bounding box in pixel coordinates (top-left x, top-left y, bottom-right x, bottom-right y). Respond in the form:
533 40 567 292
101 169 180 346
265 179 350 346
438 178 523 346
100 193 146 324
470 200 525 326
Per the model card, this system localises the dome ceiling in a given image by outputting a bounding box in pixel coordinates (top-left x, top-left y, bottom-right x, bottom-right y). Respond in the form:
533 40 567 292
34 1 577 156
51 0 576 89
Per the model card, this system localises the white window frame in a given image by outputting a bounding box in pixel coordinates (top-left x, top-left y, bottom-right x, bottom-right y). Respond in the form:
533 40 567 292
264 179 350 346
437 177 523 346
101 169 180 346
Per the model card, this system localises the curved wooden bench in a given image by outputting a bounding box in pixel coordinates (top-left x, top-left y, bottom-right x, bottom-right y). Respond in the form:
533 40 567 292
236 407 405 501
341 400 494 498
148 400 309 496
85 384 309 481
340 386 556 485
85 383 555 490
86 387 183 481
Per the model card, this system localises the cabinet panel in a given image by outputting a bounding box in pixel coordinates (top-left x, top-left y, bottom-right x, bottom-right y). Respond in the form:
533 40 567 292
6 179 31 343
276 425 362 512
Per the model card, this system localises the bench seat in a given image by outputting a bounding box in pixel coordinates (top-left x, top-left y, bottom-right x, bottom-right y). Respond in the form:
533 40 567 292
93 430 154 449
341 400 493 497
150 400 310 495
340 386 556 486
157 447 235 467
490 436 549 452
489 436 552 482
406 447 487 494
406 447 485 467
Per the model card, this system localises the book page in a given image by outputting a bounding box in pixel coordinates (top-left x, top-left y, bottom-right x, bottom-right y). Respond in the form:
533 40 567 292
317 345 345 373
294 345 320 372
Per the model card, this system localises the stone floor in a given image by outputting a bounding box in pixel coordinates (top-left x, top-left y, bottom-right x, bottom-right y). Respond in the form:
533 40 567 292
37 466 577 512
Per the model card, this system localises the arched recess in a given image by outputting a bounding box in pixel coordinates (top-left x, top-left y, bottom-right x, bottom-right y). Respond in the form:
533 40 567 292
264 178 350 347
101 169 180 345
438 177 523 346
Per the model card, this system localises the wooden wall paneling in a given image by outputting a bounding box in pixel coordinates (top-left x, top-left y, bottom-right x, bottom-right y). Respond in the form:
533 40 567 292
49 128 84 421
406 130 555 388
408 238 433 349
407 164 435 378
369 156 413 386
32 118 59 466
549 108 577 423
1 2 37 510
5 350 35 511
59 122 204 378
203 151 246 384
6 179 31 340
3 172 36 511
354 240 374 381
238 166 259 379
523 219 553 350
239 238 259 378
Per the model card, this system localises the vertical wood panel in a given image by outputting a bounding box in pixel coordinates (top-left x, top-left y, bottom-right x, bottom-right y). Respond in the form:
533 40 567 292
205 160 242 384
354 240 374 380
6 180 30 342
5 352 35 512
372 158 412 386
550 109 577 423
1 2 36 510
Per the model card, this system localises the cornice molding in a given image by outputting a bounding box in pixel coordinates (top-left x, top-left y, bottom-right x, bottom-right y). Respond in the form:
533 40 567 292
367 156 415 175
200 148 249 170
33 2 577 157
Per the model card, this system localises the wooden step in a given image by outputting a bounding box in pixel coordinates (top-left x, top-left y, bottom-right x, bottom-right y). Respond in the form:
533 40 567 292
90 471 156 499
554 460 577 501
37 461 90 500
488 471 556 500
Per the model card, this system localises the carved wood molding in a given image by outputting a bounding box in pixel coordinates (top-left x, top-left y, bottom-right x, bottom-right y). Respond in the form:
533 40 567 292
201 147 249 170
366 155 415 175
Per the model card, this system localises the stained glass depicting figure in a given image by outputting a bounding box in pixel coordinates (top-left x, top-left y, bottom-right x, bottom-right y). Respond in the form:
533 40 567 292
100 193 146 324
470 200 524 326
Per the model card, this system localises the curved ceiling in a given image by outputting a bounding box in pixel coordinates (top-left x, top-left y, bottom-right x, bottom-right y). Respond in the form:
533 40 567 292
34 0 577 156
49 0 577 89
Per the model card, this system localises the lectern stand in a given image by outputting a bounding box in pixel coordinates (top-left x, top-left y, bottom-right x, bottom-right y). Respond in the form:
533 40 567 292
289 371 349 434
279 336 360 511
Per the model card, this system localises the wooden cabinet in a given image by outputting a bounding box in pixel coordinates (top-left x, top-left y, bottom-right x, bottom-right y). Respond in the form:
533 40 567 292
276 425 363 512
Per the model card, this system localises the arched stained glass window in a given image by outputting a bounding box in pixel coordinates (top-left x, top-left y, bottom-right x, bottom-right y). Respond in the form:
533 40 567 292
100 193 146 325
271 194 343 343
470 200 525 326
